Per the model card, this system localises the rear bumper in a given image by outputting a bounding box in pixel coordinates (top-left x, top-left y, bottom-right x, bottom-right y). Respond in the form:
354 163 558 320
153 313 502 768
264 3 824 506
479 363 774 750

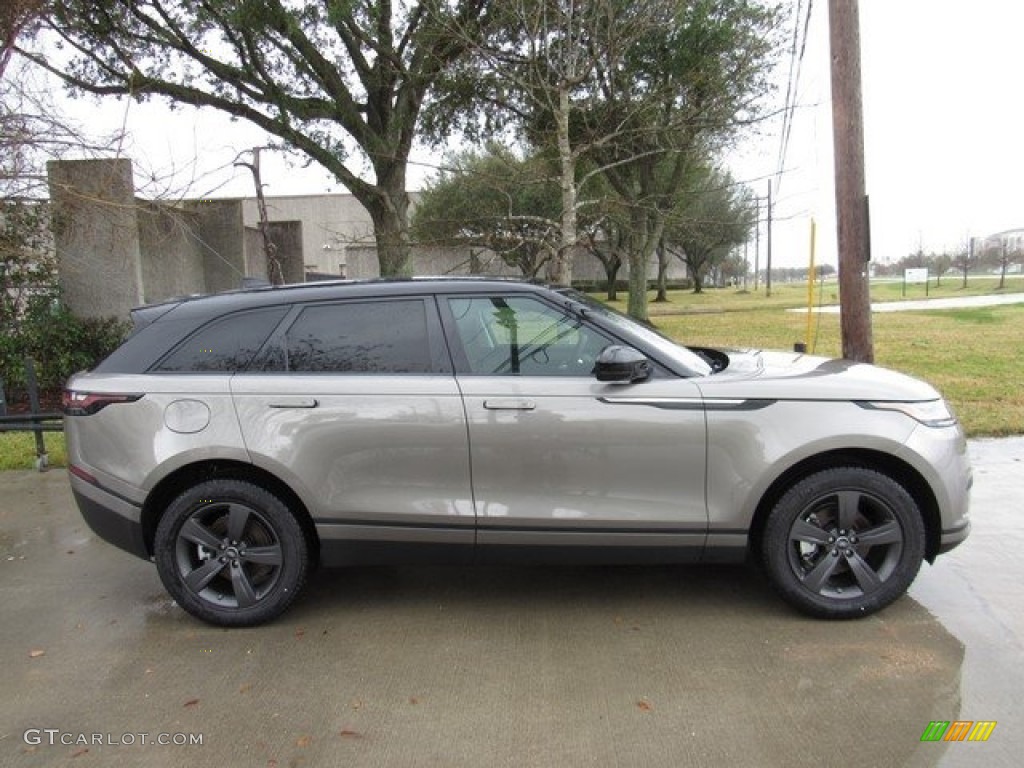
69 472 149 560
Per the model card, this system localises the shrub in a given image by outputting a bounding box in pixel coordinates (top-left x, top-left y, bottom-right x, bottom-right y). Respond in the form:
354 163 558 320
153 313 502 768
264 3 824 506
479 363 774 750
0 297 129 401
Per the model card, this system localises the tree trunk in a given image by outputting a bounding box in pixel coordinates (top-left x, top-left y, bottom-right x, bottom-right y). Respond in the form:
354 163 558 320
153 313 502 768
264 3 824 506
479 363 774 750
604 256 621 301
627 251 649 323
691 262 705 293
626 207 650 322
364 187 413 277
625 206 670 323
548 86 576 286
654 240 669 302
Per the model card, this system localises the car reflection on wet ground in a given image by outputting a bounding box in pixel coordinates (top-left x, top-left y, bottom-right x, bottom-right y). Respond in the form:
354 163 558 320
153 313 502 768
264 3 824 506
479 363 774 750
2 439 1021 767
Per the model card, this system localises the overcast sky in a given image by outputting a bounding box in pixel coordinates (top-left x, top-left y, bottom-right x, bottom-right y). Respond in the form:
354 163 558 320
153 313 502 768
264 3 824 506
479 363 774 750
32 0 1024 269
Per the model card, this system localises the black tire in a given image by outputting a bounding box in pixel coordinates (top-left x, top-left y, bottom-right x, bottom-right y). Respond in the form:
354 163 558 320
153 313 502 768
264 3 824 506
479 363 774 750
762 467 925 619
154 479 309 627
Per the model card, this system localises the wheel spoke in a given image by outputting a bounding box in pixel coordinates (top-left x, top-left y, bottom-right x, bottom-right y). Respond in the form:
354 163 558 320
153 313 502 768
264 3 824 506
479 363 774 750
184 558 226 593
802 552 841 593
845 550 883 594
790 518 832 546
241 544 282 567
855 520 901 548
179 518 222 550
231 565 258 608
227 504 251 542
836 491 861 531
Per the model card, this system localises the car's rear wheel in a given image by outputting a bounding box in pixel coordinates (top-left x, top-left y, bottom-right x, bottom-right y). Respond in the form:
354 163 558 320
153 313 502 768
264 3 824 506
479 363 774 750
154 479 308 626
762 467 925 619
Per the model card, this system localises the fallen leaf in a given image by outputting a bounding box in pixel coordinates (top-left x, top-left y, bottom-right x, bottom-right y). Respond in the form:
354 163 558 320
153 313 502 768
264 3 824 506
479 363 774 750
408 697 419 705
339 729 362 739
350 699 363 710
239 683 252 694
67 550 75 555
183 698 200 708
71 748 89 758
295 734 312 748
636 699 653 712
28 649 45 658
294 628 305 640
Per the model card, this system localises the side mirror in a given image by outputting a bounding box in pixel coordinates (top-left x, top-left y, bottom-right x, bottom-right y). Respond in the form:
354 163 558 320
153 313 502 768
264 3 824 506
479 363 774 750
594 345 651 384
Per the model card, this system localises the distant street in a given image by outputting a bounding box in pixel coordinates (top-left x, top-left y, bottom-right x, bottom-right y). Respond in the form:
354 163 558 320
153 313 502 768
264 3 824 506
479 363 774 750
790 292 1024 314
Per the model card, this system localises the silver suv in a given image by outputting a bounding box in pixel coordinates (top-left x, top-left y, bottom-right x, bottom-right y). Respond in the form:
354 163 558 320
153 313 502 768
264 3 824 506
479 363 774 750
63 279 971 626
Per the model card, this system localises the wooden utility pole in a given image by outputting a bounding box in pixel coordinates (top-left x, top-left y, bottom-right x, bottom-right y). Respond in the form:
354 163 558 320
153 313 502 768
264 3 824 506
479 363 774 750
765 182 773 297
754 198 761 291
829 0 874 362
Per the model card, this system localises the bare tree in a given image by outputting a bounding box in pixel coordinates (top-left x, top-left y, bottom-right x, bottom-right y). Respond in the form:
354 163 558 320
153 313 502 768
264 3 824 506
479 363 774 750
662 168 756 294
428 0 703 287
2 0 120 324
412 145 561 278
19 1 493 277
587 1 780 320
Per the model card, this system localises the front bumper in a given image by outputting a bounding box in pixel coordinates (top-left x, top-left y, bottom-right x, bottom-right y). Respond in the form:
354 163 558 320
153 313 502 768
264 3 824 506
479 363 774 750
938 520 971 555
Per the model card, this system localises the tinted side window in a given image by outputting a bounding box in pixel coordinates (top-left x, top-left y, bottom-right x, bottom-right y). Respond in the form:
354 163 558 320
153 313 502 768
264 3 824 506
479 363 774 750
447 296 610 376
271 300 432 374
154 307 287 372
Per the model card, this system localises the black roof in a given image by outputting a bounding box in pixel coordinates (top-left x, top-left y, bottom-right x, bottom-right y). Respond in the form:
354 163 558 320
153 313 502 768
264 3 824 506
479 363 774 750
132 277 556 327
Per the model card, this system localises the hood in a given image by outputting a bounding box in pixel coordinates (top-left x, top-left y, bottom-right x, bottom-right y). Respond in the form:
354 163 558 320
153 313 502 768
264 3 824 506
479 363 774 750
695 349 942 402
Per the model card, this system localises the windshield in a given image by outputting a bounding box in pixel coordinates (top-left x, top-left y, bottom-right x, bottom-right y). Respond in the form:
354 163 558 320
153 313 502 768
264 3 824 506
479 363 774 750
559 290 713 377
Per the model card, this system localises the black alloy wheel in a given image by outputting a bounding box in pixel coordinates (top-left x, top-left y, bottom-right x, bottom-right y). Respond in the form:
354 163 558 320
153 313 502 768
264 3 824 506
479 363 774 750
154 479 309 626
763 467 925 619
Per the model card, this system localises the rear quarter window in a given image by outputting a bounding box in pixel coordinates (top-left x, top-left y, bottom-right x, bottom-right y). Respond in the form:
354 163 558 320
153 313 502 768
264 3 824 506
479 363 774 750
152 307 288 372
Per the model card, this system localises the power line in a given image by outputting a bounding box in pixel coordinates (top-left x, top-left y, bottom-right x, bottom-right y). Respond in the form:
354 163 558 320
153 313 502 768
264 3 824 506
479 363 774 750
775 0 815 198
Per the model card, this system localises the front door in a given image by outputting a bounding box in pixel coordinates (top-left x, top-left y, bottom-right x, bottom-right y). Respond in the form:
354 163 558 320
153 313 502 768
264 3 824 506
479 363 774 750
441 294 708 561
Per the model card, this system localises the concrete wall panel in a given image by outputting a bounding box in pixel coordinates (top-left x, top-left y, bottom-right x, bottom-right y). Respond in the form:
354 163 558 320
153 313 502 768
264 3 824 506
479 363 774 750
47 158 143 319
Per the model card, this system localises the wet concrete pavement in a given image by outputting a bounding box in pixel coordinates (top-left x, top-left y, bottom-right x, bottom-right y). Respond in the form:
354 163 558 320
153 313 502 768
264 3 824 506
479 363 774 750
1 439 1021 767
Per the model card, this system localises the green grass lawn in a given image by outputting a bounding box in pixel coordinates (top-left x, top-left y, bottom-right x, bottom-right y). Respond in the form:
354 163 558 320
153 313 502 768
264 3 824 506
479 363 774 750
2 277 1020 469
0 431 66 471
602 274 1024 316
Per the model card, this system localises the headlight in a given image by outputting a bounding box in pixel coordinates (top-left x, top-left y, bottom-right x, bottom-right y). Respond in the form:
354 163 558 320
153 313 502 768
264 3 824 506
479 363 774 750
858 399 958 428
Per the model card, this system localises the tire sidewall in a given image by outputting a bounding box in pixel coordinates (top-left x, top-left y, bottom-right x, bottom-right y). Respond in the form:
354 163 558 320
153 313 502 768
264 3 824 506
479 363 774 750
763 467 925 619
154 479 308 627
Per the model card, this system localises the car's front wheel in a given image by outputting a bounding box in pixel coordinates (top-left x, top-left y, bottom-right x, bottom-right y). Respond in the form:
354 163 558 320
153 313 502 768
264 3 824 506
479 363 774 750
762 467 925 619
154 479 309 626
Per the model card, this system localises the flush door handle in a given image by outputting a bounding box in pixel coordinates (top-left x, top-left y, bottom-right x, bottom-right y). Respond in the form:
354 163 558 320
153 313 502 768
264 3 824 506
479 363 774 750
267 398 319 409
483 399 536 411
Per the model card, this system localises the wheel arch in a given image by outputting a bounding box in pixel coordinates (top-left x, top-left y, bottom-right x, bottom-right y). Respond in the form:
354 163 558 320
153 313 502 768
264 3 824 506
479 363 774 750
747 448 942 566
140 460 320 569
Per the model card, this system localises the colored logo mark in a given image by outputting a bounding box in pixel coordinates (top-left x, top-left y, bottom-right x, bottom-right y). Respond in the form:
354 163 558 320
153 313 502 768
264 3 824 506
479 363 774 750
920 721 997 742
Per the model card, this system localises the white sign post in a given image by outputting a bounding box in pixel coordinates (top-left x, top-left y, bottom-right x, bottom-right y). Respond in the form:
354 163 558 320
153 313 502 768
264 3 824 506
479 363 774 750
903 267 929 297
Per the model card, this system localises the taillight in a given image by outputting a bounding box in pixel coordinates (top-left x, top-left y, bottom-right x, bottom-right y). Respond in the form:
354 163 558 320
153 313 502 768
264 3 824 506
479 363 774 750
62 390 143 416
68 464 98 485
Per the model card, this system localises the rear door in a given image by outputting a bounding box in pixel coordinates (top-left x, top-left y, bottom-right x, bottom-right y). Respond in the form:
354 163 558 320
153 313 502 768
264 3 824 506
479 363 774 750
440 292 708 561
231 296 474 562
